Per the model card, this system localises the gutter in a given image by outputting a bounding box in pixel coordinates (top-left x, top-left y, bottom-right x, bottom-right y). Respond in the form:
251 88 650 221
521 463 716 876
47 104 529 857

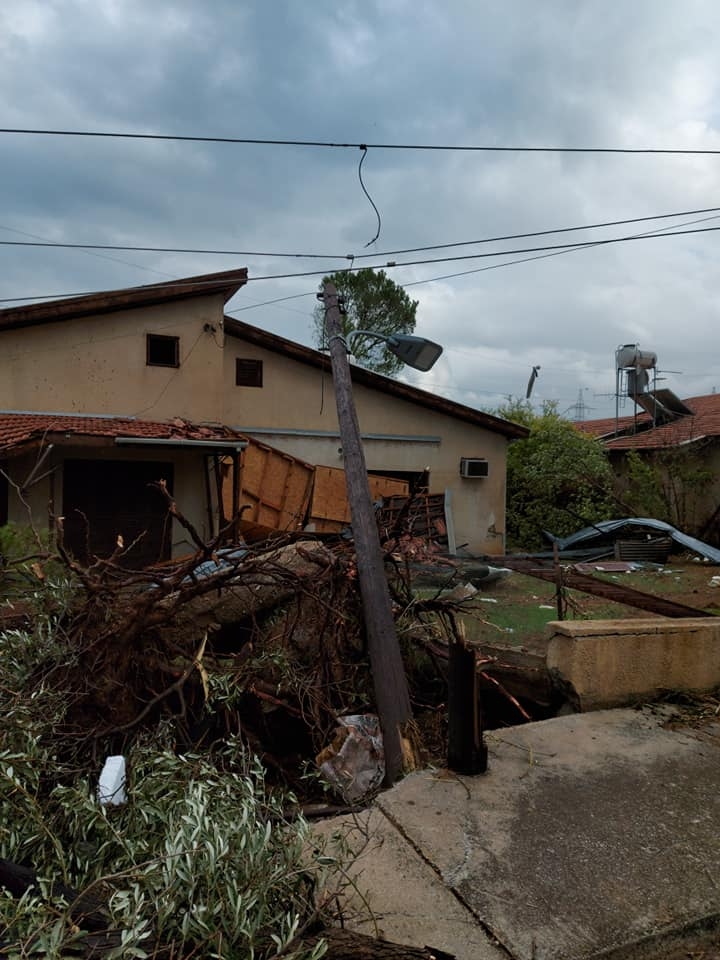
114 437 247 452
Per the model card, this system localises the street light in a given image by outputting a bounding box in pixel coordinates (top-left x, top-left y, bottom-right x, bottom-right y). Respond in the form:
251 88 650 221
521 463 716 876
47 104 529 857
349 330 443 372
320 283 444 785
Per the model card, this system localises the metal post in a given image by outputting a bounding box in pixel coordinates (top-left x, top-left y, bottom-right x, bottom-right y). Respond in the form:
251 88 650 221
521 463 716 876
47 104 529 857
321 282 412 785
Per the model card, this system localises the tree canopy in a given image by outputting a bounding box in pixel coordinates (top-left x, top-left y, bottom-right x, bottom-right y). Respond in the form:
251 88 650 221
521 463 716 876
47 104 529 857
496 398 616 550
313 268 418 376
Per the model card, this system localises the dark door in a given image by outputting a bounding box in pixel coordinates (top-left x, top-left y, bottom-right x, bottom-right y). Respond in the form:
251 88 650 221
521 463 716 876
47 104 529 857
63 459 174 567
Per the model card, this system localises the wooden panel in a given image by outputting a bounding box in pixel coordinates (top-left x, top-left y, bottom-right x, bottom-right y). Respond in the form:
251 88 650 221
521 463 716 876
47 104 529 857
223 438 314 535
308 466 409 532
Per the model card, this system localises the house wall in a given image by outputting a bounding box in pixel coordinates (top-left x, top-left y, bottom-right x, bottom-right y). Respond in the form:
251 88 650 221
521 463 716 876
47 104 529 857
4 445 217 559
223 338 508 554
0 294 227 422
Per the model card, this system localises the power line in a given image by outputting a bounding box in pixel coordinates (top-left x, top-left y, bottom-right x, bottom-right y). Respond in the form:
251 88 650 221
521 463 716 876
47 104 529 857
1 222 718 305
2 205 719 261
238 224 720 282
3 127 720 155
404 212 720 288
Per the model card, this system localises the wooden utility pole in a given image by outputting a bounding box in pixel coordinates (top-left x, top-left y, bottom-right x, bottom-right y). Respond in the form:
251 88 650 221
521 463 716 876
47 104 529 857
321 282 412 785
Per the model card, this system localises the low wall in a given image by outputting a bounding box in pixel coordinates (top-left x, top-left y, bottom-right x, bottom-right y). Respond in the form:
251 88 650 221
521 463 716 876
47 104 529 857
546 618 720 711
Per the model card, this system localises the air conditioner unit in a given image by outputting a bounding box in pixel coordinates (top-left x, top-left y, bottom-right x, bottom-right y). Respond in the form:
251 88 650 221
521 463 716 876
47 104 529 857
459 458 489 479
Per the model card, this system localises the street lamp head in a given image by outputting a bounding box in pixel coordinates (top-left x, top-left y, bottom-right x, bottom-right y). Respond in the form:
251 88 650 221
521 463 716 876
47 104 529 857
349 330 443 372
386 334 443 372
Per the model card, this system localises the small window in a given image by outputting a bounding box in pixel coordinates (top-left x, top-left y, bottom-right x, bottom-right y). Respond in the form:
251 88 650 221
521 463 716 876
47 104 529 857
147 334 179 368
236 358 263 387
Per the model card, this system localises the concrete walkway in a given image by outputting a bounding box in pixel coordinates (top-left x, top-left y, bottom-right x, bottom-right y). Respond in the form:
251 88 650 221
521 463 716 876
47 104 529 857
321 708 720 959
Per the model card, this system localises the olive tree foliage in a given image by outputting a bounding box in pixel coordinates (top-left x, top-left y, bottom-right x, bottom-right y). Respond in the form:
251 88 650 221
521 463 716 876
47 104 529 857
313 268 418 376
496 399 616 550
0 579 344 960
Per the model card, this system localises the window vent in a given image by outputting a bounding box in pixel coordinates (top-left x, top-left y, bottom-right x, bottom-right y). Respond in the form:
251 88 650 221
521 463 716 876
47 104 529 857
236 358 263 387
459 458 489 479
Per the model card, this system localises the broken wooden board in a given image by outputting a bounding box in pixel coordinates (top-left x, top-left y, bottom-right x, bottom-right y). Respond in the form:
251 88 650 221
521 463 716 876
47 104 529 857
307 466 409 534
222 438 314 539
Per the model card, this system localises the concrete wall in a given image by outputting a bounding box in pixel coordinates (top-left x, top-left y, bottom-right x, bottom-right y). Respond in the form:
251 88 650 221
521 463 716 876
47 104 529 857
0 294 227 422
547 618 720 711
223 337 509 554
4 445 216 558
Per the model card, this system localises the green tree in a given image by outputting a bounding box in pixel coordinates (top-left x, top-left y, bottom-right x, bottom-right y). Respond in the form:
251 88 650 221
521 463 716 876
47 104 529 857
313 268 418 376
619 446 715 534
496 398 616 550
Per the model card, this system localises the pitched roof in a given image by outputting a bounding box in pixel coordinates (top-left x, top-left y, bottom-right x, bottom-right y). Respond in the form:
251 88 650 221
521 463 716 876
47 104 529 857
576 394 720 450
0 412 246 456
0 268 248 333
223 317 529 440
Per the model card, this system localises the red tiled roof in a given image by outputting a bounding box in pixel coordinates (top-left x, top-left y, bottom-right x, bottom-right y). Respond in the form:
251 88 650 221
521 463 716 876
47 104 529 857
0 413 246 455
575 412 649 437
577 394 720 450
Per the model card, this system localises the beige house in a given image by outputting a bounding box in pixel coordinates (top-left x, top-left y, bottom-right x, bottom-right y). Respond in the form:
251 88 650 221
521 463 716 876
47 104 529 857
0 269 527 556
0 414 246 565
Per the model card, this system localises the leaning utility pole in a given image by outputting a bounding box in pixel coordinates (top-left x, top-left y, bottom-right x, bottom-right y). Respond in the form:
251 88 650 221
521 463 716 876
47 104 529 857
321 282 412 785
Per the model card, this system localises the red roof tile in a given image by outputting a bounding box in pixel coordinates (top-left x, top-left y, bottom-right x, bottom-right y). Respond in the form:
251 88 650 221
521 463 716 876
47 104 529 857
0 413 246 455
577 394 720 450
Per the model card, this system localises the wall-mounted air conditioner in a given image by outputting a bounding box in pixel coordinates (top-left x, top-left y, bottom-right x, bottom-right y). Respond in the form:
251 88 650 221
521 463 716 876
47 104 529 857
459 458 489 479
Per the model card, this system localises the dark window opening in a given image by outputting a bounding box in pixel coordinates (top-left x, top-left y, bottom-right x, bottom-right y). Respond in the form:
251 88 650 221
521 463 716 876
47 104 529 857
236 358 263 387
368 468 429 493
147 334 180 368
63 459 174 567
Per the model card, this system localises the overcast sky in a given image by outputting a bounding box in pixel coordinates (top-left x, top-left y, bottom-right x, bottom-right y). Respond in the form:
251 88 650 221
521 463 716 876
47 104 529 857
2 0 720 420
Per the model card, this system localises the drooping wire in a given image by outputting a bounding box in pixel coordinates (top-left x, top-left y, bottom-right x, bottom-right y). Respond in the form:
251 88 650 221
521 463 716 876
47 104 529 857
358 146 382 247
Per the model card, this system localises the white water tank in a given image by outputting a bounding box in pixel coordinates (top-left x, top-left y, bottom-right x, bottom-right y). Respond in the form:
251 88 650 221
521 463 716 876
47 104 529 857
616 344 657 370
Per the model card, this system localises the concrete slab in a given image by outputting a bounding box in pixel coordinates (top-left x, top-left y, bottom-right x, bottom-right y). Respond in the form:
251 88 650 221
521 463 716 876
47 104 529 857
375 709 720 960
314 808 507 960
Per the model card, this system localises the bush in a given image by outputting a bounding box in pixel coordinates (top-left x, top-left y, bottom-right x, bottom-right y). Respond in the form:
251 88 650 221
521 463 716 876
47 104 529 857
0 580 341 960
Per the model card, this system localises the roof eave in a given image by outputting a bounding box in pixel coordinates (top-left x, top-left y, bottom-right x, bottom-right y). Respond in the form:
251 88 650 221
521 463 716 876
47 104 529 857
0 268 249 332
223 316 529 439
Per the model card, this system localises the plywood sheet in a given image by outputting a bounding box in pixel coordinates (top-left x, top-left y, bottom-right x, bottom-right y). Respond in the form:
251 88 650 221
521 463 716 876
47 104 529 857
308 465 409 532
222 438 314 534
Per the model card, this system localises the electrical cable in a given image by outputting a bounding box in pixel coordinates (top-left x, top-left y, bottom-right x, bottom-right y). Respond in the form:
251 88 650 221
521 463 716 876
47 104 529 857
403 213 720 288
2 222 719 305
357 146 382 246
238 224 720 281
1 205 718 260
3 127 720 155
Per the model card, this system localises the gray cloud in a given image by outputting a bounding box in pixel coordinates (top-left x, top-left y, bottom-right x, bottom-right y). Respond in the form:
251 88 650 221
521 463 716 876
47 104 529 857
1 0 720 415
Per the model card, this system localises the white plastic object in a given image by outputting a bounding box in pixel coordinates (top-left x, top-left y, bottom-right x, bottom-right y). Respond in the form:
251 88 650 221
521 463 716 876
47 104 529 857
98 755 127 805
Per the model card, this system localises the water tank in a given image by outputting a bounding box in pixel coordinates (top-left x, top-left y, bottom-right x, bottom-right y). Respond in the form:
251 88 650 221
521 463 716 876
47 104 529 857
616 344 657 369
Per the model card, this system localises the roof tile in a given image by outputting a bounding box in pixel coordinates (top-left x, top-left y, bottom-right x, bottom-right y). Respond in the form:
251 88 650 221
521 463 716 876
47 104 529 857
0 413 246 455
576 394 720 450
